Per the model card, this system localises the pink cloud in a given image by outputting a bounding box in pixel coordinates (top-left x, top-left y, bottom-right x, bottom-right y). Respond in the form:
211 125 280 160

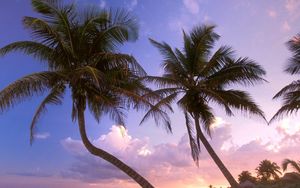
60 120 300 187
267 9 277 18
282 21 291 32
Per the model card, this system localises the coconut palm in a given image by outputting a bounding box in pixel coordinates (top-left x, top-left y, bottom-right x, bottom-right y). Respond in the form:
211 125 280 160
238 171 257 184
0 0 158 187
143 24 266 188
282 159 300 173
270 34 300 122
256 160 282 183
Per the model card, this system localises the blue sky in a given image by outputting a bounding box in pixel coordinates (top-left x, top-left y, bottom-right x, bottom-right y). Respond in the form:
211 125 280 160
1 0 300 187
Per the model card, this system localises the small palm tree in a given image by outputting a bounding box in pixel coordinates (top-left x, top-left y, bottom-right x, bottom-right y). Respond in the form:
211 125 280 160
270 34 300 122
256 160 282 183
282 159 300 173
0 1 157 187
238 171 257 184
144 24 266 188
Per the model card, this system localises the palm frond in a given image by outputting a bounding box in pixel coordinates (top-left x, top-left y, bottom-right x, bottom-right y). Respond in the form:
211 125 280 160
30 84 65 144
200 45 234 76
0 71 63 113
149 38 181 67
198 103 215 137
269 102 300 123
184 111 200 165
205 57 266 87
199 88 233 116
31 0 76 53
273 80 300 99
282 159 300 172
92 52 146 77
207 89 266 122
285 34 300 74
140 93 177 133
188 24 219 64
0 41 54 62
90 9 138 52
142 76 179 88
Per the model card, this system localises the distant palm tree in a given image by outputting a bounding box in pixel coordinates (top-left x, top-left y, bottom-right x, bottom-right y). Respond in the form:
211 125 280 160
270 34 300 122
238 171 257 184
282 159 300 173
0 0 157 187
256 160 282 183
144 24 266 188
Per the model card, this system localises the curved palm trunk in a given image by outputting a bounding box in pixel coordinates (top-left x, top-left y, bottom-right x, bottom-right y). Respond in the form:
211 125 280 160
194 116 239 188
77 105 155 188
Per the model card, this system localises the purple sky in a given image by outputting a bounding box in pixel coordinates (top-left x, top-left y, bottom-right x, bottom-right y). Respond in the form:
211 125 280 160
1 0 300 187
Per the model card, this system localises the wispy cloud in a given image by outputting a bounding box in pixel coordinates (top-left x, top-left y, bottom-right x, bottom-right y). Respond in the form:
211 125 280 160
285 0 300 22
183 0 200 15
34 132 50 139
282 21 291 32
285 0 300 13
267 9 277 18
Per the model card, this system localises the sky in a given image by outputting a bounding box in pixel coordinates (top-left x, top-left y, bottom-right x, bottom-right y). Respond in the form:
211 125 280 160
0 0 300 188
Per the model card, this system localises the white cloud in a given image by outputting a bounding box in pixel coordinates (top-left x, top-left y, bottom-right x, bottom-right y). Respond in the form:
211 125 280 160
99 0 106 8
34 132 50 139
183 0 200 15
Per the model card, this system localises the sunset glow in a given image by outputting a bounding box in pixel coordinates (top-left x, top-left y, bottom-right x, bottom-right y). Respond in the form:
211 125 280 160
1 0 300 188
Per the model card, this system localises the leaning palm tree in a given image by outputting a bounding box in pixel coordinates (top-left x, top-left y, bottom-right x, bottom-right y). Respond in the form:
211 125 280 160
143 24 266 188
282 159 300 173
270 34 300 122
256 160 282 183
0 0 158 187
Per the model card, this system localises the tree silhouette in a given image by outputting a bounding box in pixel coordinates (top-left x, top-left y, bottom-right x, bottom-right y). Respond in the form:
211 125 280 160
238 171 257 184
0 0 158 187
282 159 300 173
145 24 266 188
271 34 300 122
256 160 282 183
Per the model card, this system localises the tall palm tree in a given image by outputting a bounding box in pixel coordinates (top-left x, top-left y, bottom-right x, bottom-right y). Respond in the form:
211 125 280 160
0 1 158 187
143 24 266 188
270 34 300 122
282 159 300 173
255 160 282 183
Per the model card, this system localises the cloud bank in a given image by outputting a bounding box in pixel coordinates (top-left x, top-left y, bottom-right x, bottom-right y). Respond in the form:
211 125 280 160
60 119 300 188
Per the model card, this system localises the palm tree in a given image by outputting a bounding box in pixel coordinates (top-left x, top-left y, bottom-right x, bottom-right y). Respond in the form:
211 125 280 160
143 24 266 188
256 160 282 183
238 171 257 184
282 159 300 173
0 1 157 187
270 34 300 122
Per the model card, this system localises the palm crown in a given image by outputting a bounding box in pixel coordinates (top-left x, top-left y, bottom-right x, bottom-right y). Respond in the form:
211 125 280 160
271 35 300 122
146 25 266 162
256 160 282 182
0 0 149 141
0 0 156 187
145 24 266 187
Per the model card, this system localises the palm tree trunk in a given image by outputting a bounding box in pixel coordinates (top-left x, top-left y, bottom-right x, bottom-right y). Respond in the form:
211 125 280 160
194 116 239 188
77 104 155 188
